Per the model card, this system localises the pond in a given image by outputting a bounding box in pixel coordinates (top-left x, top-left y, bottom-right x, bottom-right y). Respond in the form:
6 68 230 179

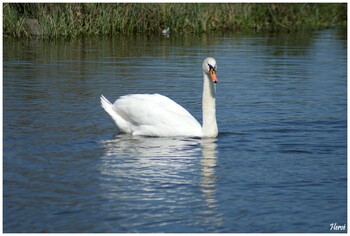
3 29 347 233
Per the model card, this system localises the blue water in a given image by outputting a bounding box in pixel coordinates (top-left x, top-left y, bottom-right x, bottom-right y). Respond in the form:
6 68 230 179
3 29 347 233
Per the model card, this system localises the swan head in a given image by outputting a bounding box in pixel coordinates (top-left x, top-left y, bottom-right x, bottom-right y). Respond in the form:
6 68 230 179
202 57 218 83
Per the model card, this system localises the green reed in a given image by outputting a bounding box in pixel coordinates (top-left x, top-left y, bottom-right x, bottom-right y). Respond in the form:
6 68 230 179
3 3 347 38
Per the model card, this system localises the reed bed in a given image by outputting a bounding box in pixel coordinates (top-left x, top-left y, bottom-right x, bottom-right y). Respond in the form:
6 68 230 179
3 3 347 38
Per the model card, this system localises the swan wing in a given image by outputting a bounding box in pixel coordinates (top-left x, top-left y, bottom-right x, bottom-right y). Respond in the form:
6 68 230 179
113 94 202 137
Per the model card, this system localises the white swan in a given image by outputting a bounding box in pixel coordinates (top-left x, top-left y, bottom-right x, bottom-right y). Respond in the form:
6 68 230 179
100 57 218 138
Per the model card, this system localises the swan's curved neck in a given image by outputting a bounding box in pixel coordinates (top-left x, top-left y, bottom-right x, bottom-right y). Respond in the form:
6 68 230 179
202 72 218 137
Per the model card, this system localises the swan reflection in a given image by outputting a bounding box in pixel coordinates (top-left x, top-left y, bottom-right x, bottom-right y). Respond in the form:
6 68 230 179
101 135 202 158
98 135 222 230
200 138 218 206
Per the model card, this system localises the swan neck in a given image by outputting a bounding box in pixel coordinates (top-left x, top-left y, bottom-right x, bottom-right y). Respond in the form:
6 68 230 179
202 72 218 137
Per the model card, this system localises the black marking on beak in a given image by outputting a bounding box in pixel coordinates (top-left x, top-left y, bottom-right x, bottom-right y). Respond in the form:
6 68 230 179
208 63 216 72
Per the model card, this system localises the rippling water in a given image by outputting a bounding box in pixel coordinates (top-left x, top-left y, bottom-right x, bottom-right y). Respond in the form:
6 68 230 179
3 29 347 232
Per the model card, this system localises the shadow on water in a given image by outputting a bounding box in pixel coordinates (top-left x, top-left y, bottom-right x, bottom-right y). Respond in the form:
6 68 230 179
98 134 223 232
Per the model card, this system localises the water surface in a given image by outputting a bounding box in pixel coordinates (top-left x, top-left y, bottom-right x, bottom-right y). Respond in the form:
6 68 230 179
3 30 347 232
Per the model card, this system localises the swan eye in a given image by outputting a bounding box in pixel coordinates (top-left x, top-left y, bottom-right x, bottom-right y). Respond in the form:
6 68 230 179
208 64 216 72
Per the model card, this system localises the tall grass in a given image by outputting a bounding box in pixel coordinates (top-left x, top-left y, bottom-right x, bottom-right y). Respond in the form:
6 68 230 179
3 3 347 38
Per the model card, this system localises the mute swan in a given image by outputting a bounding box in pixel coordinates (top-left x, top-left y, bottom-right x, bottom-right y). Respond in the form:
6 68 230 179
100 57 218 138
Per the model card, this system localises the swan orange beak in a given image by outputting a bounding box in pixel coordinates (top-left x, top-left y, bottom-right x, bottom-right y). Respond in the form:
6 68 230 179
209 68 218 83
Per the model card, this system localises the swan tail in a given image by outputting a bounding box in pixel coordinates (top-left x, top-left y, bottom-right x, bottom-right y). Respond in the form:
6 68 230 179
101 95 134 134
100 95 113 114
100 95 122 131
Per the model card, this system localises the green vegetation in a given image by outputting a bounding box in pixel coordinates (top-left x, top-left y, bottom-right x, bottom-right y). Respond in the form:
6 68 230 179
3 3 347 38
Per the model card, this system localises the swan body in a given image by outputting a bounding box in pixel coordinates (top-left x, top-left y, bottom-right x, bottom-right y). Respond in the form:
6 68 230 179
101 57 218 138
